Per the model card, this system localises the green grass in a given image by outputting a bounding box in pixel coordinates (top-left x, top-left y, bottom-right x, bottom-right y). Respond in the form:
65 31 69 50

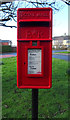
55 51 70 54
2 57 69 119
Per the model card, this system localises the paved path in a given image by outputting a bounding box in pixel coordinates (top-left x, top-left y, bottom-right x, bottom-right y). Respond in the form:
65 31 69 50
0 51 70 61
52 50 70 61
52 54 70 61
0 53 17 58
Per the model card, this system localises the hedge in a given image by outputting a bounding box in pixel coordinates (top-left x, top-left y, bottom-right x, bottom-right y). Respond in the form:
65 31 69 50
2 45 12 53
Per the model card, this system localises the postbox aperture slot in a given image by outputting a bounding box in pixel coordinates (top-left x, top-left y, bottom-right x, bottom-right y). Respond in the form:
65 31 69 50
18 22 51 40
19 21 50 27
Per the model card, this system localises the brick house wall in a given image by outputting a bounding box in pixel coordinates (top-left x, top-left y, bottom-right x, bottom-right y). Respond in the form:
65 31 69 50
0 40 12 46
2 42 9 46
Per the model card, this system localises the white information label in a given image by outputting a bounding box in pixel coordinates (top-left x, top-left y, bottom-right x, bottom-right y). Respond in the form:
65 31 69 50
28 49 41 74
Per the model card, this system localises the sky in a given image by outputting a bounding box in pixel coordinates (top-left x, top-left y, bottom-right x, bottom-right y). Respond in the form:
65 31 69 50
0 1 68 46
53 2 68 37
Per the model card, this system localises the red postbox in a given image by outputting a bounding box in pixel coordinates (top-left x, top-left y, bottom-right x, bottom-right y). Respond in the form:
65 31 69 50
17 8 52 89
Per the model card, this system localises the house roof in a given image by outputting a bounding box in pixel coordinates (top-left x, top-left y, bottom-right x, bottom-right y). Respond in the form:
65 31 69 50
53 35 70 40
0 40 11 43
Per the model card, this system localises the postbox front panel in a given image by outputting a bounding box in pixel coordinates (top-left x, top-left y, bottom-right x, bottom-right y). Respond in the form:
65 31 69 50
17 8 52 89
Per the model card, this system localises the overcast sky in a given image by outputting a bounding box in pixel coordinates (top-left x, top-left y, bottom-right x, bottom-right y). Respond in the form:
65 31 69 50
0 1 68 46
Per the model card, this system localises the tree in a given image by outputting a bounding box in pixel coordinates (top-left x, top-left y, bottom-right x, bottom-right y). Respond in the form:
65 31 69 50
61 0 70 5
0 1 19 28
0 0 69 28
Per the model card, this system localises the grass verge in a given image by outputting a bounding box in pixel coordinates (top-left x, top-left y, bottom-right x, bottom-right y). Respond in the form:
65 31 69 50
2 57 69 119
